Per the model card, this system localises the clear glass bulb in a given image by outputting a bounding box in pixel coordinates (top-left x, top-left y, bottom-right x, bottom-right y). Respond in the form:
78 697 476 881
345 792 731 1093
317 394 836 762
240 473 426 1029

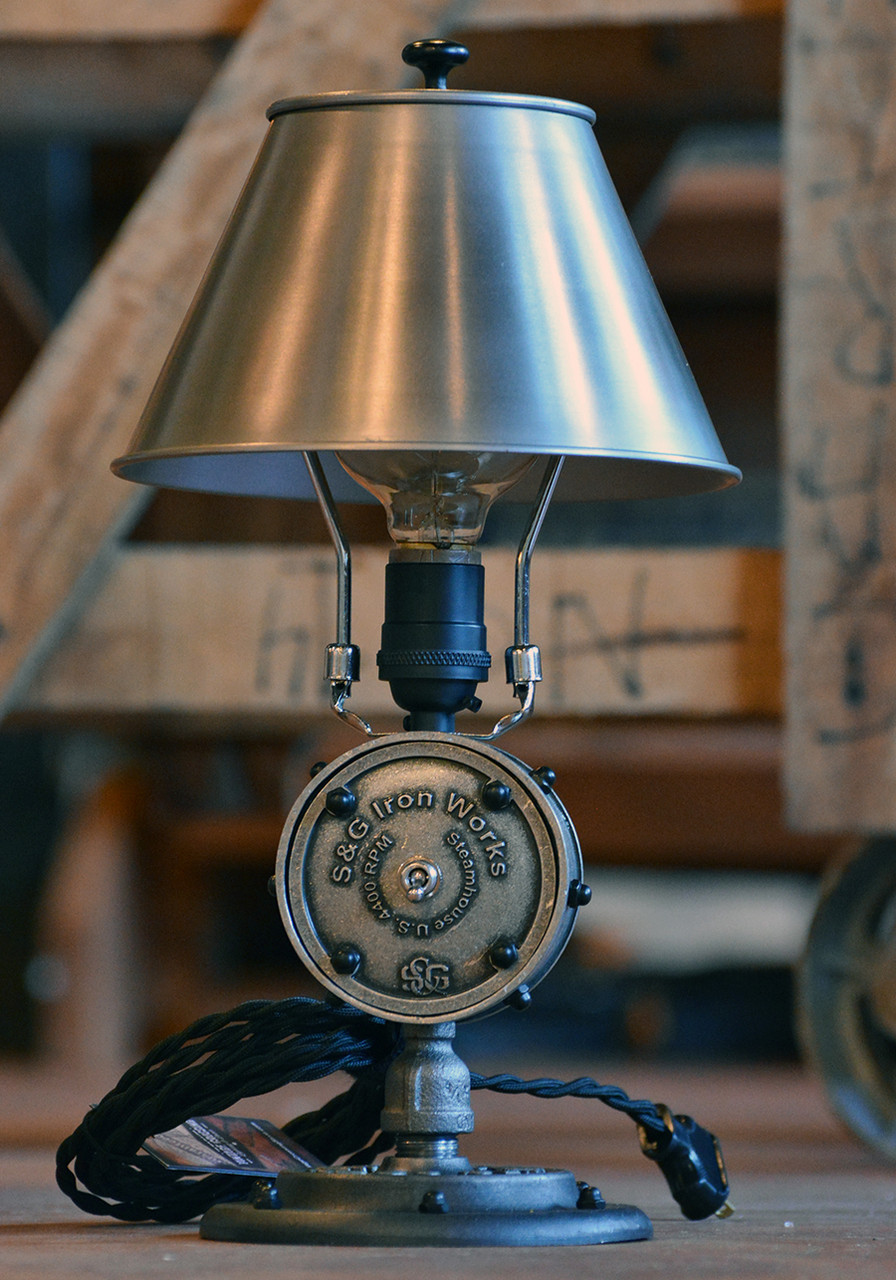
336 450 535 547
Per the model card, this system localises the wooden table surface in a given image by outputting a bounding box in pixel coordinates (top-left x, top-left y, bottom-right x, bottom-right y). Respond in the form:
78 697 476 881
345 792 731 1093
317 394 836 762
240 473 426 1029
2 1061 894 1278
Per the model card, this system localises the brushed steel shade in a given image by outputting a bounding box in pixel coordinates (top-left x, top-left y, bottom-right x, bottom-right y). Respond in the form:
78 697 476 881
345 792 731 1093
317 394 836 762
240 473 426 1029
113 87 740 502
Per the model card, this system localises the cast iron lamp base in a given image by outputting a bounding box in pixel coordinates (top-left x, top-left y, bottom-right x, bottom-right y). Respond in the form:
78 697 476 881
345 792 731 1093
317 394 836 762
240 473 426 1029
200 1023 652 1247
200 1165 652 1246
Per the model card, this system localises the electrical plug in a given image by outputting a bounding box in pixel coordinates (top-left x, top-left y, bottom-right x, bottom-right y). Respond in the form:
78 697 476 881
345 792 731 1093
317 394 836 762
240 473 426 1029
638 1104 733 1220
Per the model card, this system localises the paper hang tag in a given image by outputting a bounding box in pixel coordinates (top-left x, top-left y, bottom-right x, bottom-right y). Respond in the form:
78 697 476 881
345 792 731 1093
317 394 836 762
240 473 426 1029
143 1115 323 1176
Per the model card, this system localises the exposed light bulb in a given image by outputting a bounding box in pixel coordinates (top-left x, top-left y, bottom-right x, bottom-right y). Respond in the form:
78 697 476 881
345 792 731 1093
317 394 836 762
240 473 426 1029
336 450 535 547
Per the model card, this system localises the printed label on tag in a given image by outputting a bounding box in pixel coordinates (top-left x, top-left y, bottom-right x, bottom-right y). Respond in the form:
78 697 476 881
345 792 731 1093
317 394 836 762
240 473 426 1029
143 1115 323 1176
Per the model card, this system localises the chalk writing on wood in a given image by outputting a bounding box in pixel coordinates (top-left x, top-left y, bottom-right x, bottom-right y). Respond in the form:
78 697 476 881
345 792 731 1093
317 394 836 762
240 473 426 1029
784 1 896 827
547 568 745 705
254 558 333 700
19 546 776 718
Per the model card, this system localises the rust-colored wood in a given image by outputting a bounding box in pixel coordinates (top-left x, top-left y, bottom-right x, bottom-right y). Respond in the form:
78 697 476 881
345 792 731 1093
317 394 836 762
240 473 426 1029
35 769 148 1077
513 719 844 868
0 1 264 37
783 0 896 831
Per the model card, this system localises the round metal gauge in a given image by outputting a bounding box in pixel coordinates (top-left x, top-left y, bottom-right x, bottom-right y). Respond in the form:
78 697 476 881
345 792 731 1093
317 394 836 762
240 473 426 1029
276 733 583 1022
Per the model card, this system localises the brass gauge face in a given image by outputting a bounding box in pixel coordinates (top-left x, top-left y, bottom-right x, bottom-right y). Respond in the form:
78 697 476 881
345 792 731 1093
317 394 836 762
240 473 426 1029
276 733 583 1022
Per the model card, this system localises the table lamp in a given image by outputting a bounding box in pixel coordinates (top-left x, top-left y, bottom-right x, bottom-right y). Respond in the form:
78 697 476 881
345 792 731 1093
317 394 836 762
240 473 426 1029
111 38 740 1247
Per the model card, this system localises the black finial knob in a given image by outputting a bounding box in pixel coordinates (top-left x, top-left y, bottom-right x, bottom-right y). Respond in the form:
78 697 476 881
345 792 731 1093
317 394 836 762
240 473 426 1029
402 39 469 89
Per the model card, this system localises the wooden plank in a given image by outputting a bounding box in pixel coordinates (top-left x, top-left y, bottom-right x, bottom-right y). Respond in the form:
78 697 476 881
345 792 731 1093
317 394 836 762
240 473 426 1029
5 1069 896 1276
0 39 227 137
470 0 783 26
0 0 465 721
782 0 896 832
35 771 146 1077
20 546 781 719
509 721 838 870
0 12 783 138
0 1 784 39
0 2 263 38
637 130 781 296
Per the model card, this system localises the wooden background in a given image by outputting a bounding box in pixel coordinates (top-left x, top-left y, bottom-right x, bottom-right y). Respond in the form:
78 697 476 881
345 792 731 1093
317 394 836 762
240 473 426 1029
5 0 896 837
783 0 896 829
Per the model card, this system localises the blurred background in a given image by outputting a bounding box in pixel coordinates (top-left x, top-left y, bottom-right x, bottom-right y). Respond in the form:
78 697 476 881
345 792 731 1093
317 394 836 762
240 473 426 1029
0 3 847 1101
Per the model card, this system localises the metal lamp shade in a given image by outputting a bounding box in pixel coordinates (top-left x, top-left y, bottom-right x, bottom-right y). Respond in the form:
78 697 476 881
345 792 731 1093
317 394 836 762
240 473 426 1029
112 87 740 502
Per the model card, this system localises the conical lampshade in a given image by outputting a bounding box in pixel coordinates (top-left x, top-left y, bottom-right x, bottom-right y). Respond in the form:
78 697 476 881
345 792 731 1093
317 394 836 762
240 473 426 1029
113 75 740 502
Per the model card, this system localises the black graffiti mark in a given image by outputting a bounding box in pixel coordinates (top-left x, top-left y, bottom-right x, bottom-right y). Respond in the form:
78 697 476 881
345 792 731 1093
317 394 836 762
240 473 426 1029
795 409 887 623
795 407 884 505
833 218 895 387
842 633 867 707
818 702 896 745
795 13 896 749
255 577 312 697
815 499 883 620
549 569 744 703
808 178 850 200
795 414 896 742
811 602 896 745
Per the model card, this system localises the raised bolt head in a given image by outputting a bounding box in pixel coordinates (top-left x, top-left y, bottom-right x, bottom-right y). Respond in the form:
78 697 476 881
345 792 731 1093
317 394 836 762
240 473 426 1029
325 786 357 816
331 945 362 976
568 880 593 909
489 940 520 970
576 1182 605 1210
309 760 327 777
482 779 513 811
506 985 532 1011
531 766 556 793
419 1189 450 1214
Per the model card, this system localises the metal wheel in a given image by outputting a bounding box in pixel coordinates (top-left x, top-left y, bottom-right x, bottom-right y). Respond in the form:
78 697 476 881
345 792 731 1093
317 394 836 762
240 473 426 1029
798 840 896 1158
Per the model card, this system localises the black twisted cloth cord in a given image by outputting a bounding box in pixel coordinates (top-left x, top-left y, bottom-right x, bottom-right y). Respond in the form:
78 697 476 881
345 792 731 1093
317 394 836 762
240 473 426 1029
56 997 668 1224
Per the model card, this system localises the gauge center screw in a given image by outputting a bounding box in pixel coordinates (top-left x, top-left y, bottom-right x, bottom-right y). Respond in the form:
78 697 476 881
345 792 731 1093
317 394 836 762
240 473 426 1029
399 857 442 902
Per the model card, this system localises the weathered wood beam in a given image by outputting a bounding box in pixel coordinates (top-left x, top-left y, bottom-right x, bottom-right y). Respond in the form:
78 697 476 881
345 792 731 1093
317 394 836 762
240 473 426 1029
469 0 783 26
783 0 896 831
0 1 784 40
0 0 782 723
0 0 466 720
21 546 781 720
637 129 781 296
0 9 783 139
0 40 226 138
0 2 262 38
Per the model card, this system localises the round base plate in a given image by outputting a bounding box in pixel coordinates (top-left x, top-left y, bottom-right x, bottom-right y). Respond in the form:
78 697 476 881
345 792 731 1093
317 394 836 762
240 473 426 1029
200 1165 652 1247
